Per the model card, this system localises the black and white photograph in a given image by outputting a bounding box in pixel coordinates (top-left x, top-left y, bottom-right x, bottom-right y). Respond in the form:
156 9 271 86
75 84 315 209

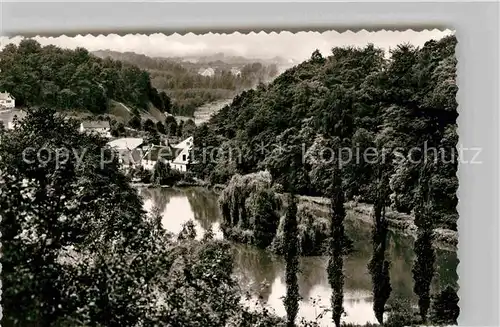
0 28 460 327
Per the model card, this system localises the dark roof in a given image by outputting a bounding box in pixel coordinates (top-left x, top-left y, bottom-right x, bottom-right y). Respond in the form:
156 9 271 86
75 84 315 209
143 145 174 162
82 120 110 129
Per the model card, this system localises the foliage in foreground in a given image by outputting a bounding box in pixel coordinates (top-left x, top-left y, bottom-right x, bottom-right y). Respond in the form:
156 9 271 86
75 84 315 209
0 107 280 327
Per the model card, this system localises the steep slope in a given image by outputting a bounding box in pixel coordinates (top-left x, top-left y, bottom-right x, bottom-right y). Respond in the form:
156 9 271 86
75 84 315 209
194 36 458 230
0 40 169 122
92 49 280 117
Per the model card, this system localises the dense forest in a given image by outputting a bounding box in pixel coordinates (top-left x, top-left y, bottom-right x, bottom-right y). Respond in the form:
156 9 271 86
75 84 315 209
0 40 171 115
93 50 280 116
193 35 458 231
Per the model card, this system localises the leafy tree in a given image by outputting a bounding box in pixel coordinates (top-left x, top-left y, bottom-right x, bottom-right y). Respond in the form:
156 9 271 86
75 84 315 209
156 121 167 134
129 115 141 129
0 40 163 113
327 168 346 327
143 118 156 133
412 168 437 323
367 168 392 324
145 131 161 145
310 49 325 64
246 187 281 248
165 115 178 136
177 120 185 137
0 106 152 326
111 120 126 137
182 118 196 138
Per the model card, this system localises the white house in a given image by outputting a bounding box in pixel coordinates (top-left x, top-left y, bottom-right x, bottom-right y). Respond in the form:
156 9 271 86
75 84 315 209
0 92 15 109
169 136 193 172
80 120 111 138
198 67 215 77
230 67 242 77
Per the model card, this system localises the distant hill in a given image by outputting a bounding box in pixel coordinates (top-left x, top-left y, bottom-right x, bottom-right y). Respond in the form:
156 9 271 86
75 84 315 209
92 50 282 117
0 40 170 123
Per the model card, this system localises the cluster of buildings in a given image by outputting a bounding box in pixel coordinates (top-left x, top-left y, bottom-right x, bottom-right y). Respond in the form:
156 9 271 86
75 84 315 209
79 120 111 138
107 136 193 173
0 91 193 173
197 67 242 77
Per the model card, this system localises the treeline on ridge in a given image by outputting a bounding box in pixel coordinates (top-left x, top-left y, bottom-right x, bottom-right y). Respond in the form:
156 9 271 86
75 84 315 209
193 35 458 230
0 40 171 115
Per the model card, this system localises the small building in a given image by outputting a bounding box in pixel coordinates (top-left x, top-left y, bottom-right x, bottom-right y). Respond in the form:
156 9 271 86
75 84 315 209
198 67 215 77
0 92 15 109
107 137 144 170
79 120 111 138
141 145 174 171
230 67 242 77
0 109 26 130
169 136 193 172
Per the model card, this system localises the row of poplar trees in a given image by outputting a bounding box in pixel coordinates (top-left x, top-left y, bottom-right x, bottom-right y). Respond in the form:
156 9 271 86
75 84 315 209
281 158 459 327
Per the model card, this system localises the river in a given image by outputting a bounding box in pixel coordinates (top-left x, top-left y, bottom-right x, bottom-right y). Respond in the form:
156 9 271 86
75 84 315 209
139 186 458 326
193 99 233 125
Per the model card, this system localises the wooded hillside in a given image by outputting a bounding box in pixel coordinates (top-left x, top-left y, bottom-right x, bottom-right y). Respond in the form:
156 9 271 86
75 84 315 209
194 35 458 230
0 40 171 115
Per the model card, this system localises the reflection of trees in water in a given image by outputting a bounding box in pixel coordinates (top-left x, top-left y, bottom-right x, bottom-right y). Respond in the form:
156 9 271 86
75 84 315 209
185 187 221 230
140 187 459 310
139 187 172 214
385 230 416 303
232 244 281 303
297 257 328 301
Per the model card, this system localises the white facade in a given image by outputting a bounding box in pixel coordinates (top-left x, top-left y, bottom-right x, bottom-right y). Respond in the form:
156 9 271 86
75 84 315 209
198 68 215 77
169 136 193 172
80 121 111 138
0 92 15 109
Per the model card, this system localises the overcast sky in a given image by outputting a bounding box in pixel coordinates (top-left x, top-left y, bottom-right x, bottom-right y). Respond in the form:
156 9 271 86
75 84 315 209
1 29 453 62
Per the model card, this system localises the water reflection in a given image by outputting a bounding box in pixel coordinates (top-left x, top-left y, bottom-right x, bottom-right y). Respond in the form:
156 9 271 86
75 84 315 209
139 187 458 326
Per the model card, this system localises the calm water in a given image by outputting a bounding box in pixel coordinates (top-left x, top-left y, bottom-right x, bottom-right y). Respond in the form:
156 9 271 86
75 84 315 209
139 187 458 326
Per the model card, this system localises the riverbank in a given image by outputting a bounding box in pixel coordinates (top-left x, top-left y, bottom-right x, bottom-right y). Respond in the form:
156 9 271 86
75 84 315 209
297 195 458 251
211 183 457 251
135 181 457 251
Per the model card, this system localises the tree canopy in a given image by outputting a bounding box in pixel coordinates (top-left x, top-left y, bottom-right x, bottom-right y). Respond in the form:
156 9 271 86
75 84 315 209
194 35 458 230
0 40 171 114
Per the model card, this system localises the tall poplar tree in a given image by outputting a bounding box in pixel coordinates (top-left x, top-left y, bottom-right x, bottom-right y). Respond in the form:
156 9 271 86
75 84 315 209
283 192 300 327
327 168 346 327
368 166 392 324
412 165 436 323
